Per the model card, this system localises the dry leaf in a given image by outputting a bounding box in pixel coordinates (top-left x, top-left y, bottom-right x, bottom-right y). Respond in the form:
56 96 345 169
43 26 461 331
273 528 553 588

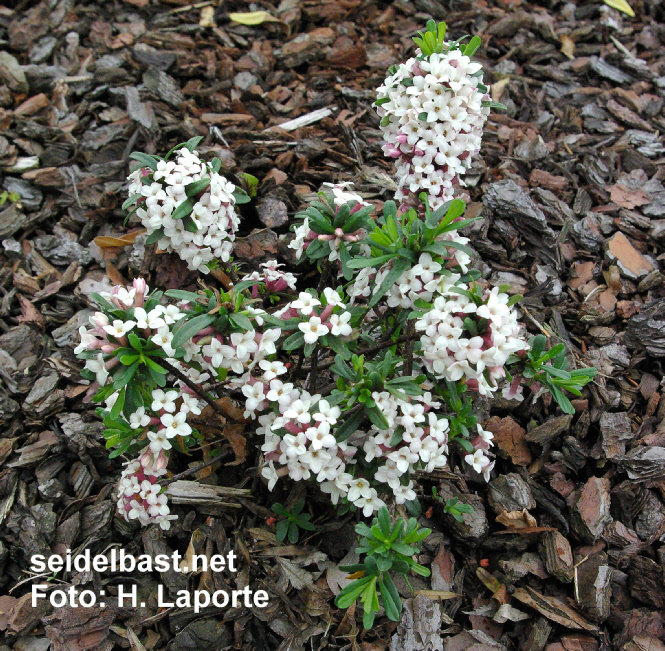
94 229 146 249
491 78 510 103
560 34 575 59
179 528 206 573
413 590 462 600
326 549 359 595
200 5 215 27
17 294 45 327
125 626 147 651
493 603 530 623
105 261 128 287
276 557 316 591
229 10 280 25
222 423 247 465
476 567 503 593
496 509 538 529
513 586 598 631
603 0 635 17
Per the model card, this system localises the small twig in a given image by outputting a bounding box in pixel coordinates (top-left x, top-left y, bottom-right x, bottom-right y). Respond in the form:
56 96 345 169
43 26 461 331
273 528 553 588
160 449 233 486
290 349 305 382
301 334 414 373
403 320 415 376
307 344 320 393
160 358 227 420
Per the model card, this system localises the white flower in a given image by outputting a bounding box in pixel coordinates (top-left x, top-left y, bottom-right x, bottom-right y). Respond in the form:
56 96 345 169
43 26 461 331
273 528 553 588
354 488 385 517
292 292 320 316
160 412 191 438
130 406 151 429
305 422 336 450
151 389 179 413
151 327 175 356
103 319 136 338
347 478 371 503
85 354 109 386
323 287 346 308
465 449 491 474
148 429 172 453
258 359 287 381
262 461 279 491
313 400 340 425
230 330 258 359
133 308 166 330
258 328 281 355
298 316 329 344
329 312 352 337
242 382 266 414
74 327 97 354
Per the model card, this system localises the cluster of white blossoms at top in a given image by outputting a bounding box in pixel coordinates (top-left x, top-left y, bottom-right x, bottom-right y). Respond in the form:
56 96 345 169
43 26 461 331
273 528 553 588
415 286 528 396
128 148 239 273
376 49 490 211
290 182 371 263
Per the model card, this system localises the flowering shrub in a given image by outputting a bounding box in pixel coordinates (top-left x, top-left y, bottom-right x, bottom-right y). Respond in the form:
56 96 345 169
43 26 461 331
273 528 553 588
74 18 596 624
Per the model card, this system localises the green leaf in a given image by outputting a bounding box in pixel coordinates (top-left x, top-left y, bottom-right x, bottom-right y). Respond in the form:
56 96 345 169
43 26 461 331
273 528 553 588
374 97 391 107
377 507 391 538
282 331 305 351
368 257 412 309
482 100 507 110
233 188 251 204
145 228 164 245
424 239 474 259
336 577 373 609
172 198 195 221
288 521 299 543
347 254 393 269
464 35 482 57
164 289 203 302
185 178 211 197
366 405 390 430
129 152 158 171
122 194 143 210
229 312 253 332
171 314 217 350
184 136 203 152
324 335 352 360
275 519 290 542
113 361 139 390
379 575 401 621
335 408 365 442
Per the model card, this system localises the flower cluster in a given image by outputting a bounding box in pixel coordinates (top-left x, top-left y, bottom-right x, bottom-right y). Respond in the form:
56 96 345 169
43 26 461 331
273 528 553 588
376 49 489 212
116 451 176 530
415 286 528 396
259 387 454 516
246 260 297 297
290 182 371 263
128 146 240 273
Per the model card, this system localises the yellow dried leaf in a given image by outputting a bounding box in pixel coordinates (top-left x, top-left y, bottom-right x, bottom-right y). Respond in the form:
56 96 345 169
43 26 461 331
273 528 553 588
228 10 279 25
560 34 575 60
94 229 146 249
603 0 635 17
199 5 215 28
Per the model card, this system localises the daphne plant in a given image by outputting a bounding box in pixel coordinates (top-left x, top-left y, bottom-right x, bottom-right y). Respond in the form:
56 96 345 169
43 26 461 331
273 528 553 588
335 506 431 628
74 22 597 606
